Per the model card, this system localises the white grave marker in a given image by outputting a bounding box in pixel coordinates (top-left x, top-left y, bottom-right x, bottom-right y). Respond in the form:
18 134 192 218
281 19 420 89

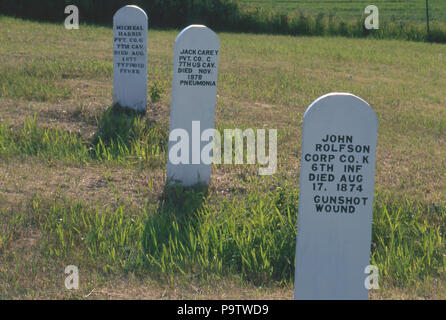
294 93 378 300
167 25 220 186
113 5 148 112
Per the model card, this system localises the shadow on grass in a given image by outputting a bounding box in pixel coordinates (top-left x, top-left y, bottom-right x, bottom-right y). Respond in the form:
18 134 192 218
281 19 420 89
93 103 146 146
91 104 168 162
144 181 209 239
158 182 209 218
142 181 210 278
141 182 300 285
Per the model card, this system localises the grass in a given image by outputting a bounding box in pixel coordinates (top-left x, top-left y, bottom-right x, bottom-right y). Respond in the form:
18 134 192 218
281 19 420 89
3 1 446 42
232 0 446 43
238 0 446 23
92 105 167 165
1 186 445 298
0 58 112 101
143 185 297 284
0 115 89 161
0 16 445 299
0 109 167 165
371 195 446 287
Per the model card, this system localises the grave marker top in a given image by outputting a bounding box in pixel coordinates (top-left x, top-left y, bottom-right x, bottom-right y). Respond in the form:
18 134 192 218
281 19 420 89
294 93 378 300
113 5 148 112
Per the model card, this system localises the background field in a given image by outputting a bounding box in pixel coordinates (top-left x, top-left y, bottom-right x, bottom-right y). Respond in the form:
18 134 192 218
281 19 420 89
0 16 445 299
1 0 446 42
239 0 446 23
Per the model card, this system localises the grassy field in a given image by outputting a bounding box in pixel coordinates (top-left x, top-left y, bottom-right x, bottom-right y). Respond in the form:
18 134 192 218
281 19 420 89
0 16 446 299
238 0 446 23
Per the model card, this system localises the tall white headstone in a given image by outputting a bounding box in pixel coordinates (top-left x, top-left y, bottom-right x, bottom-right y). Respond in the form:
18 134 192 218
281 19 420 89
294 93 378 300
113 5 148 112
166 25 220 186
